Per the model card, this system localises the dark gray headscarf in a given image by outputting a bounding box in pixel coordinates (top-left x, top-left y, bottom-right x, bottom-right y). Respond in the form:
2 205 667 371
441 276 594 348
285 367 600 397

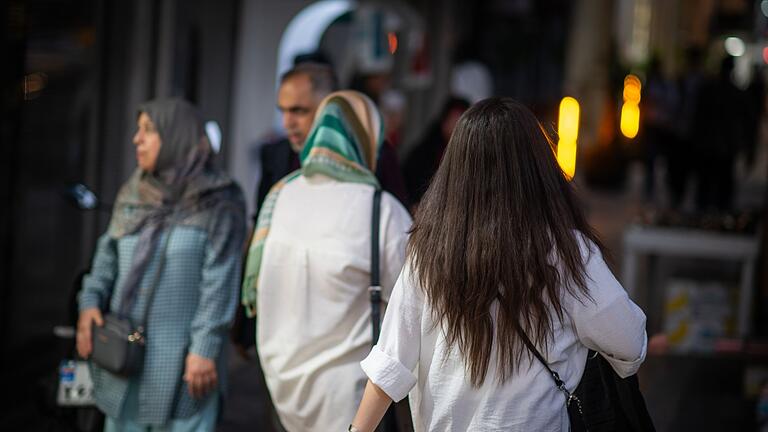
109 98 244 315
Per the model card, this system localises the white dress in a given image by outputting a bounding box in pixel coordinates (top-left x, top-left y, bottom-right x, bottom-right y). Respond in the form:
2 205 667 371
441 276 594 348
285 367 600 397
361 236 648 432
256 174 412 432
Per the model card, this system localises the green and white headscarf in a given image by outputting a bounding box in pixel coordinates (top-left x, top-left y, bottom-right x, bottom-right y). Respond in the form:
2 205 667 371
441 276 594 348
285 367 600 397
241 90 384 317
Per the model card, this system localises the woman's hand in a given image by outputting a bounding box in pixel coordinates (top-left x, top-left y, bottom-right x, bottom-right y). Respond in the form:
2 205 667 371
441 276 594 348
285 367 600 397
76 307 103 358
184 353 218 399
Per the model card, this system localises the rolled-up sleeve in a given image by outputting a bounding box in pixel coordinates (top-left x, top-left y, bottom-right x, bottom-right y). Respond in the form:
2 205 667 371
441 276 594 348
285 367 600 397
571 238 648 378
361 262 423 402
361 345 416 402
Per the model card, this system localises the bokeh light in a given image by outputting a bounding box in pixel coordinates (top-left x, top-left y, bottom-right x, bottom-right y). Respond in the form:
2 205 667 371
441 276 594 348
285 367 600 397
557 96 579 180
724 37 745 57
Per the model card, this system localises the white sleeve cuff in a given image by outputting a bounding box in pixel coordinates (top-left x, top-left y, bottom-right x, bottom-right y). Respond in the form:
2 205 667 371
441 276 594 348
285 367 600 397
360 345 416 402
602 331 648 378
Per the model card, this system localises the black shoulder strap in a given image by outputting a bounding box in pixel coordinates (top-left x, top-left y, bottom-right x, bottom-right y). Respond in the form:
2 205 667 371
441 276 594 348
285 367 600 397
517 327 569 392
370 188 383 346
519 328 593 430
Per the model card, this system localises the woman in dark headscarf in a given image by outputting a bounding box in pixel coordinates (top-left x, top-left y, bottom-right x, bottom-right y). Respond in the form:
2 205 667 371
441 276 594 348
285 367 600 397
76 99 246 431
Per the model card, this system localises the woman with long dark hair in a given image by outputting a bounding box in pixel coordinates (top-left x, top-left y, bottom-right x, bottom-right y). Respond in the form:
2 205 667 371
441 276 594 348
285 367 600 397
350 97 647 431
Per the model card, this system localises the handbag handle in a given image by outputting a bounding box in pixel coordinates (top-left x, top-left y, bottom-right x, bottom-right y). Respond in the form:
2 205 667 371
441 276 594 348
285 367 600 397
370 188 383 345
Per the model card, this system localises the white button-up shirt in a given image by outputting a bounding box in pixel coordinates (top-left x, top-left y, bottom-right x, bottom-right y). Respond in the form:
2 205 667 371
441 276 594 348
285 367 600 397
361 236 648 431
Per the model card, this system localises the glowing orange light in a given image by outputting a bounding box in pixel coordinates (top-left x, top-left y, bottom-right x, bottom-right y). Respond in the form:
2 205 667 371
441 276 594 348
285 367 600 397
557 97 580 180
387 32 398 55
763 47 768 64
623 75 641 103
624 74 641 88
620 103 640 138
558 139 577 181
558 96 580 142
620 74 641 139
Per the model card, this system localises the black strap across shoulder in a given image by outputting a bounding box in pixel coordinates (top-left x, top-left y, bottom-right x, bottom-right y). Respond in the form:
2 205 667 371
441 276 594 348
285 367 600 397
517 328 572 398
370 188 382 345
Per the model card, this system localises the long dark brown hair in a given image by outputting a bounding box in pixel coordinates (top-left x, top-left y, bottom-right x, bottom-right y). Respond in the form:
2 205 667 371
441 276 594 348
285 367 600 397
407 97 605 387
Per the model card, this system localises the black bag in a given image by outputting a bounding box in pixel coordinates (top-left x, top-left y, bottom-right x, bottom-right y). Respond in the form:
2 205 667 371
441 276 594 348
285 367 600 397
90 228 172 376
519 330 655 432
91 314 145 376
570 351 655 432
370 189 413 432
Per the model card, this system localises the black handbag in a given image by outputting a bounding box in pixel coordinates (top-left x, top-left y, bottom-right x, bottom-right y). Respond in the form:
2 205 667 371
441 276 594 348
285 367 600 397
370 189 414 432
91 228 172 376
91 314 146 376
519 330 655 432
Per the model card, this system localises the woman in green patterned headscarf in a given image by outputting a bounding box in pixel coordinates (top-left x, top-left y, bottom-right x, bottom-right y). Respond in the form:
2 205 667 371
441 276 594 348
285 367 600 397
243 90 412 432
242 90 384 313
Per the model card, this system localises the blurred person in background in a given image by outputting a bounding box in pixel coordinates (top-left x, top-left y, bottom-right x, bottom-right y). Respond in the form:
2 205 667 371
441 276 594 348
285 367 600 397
381 89 407 150
76 99 246 431
403 97 470 208
348 69 410 206
351 98 647 431
233 60 409 353
241 91 412 431
350 71 392 106
254 62 338 214
642 55 679 202
692 56 744 211
667 47 705 209
742 64 765 171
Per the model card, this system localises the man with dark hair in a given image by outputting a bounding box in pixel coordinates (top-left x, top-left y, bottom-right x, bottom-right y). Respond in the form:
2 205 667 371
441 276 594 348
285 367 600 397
255 60 408 213
255 62 338 210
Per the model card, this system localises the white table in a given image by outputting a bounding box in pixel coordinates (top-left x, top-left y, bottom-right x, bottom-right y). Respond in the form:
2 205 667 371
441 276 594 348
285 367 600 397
622 224 759 337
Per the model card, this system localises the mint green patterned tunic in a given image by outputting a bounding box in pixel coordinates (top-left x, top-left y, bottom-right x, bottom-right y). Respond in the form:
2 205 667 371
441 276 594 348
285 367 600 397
79 209 244 425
